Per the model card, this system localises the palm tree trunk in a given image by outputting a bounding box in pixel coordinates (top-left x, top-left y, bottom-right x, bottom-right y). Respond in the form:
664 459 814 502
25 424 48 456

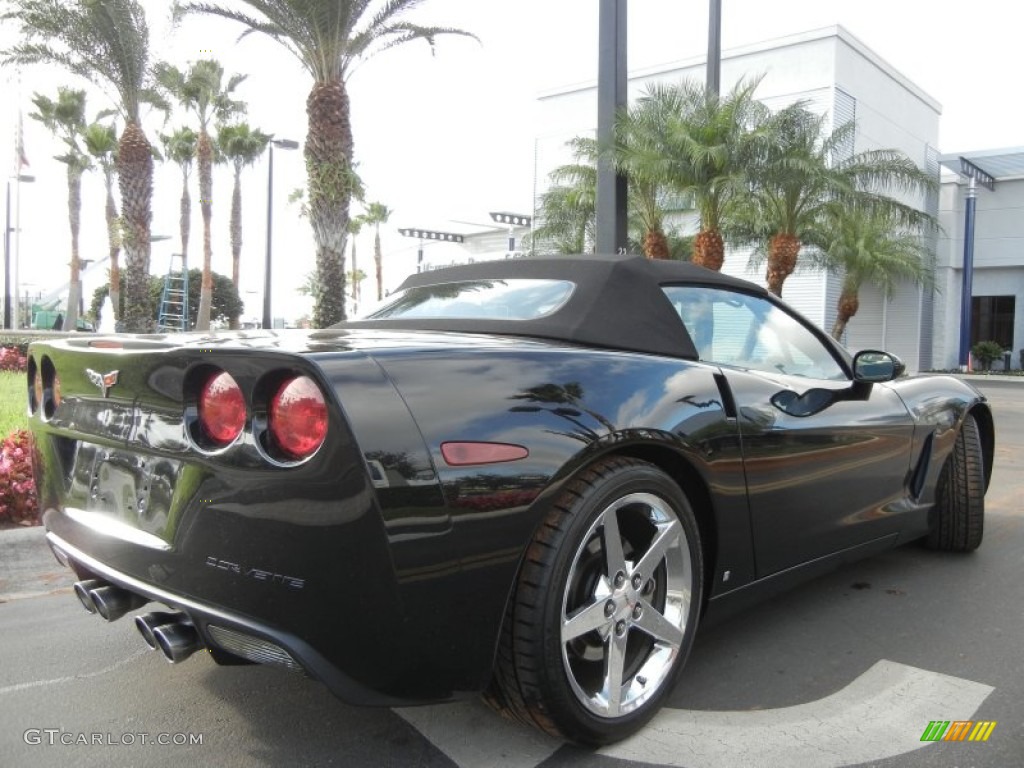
765 232 802 296
196 129 214 330
643 228 670 260
307 80 351 327
117 121 154 333
351 239 358 300
831 287 860 341
374 229 383 301
179 173 191 270
230 165 242 329
63 168 83 331
104 170 121 318
692 229 724 270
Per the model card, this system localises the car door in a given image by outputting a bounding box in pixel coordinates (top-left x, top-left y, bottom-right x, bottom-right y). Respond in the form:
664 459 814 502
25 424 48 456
662 285 916 577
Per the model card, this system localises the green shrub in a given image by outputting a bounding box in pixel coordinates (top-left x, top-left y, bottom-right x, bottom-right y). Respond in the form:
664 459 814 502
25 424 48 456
0 336 32 356
971 340 1005 371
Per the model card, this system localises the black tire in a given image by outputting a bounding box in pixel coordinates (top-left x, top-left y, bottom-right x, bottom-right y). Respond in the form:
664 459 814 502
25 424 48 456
926 413 985 552
485 456 703 745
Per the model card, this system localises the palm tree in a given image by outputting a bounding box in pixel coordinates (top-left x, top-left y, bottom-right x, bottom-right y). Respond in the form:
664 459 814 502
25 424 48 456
612 91 689 259
29 87 91 331
217 123 271 314
654 78 767 270
347 268 367 304
161 126 198 320
810 205 933 341
533 136 690 259
155 59 245 330
534 142 598 256
743 103 938 296
348 215 365 302
532 181 595 256
177 0 474 327
362 202 392 301
82 119 122 317
3 0 164 333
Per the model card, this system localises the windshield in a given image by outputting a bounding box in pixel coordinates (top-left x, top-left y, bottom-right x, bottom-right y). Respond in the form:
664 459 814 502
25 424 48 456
365 279 575 321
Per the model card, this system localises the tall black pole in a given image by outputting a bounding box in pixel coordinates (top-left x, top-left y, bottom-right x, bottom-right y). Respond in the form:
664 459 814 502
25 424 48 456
958 177 977 369
3 181 11 330
707 0 722 95
263 144 275 330
595 0 628 255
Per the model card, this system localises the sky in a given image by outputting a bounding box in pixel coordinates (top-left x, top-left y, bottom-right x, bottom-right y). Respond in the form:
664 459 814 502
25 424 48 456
3 0 1023 325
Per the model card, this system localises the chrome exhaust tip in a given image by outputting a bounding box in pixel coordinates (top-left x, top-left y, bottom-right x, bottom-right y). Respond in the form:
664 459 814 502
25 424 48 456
134 612 183 650
152 621 202 664
87 585 148 622
73 579 106 614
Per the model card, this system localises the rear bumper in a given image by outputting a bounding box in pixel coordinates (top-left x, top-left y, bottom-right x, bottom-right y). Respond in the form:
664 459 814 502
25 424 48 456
47 531 414 707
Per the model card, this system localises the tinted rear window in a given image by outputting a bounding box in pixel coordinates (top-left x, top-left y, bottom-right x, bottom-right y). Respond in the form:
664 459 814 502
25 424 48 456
366 279 575 321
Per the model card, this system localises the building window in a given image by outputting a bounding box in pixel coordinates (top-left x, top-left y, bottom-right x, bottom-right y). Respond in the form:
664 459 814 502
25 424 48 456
971 295 1015 348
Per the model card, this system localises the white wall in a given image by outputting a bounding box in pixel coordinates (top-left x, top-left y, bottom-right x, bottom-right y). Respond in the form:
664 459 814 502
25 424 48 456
935 176 1024 369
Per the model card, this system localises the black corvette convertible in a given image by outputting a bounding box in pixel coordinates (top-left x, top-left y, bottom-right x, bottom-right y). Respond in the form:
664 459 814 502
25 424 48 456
27 254 992 745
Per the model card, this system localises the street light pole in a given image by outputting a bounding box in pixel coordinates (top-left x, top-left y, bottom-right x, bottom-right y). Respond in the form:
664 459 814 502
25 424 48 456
707 0 722 95
263 138 299 330
4 174 34 330
595 0 627 255
3 181 11 330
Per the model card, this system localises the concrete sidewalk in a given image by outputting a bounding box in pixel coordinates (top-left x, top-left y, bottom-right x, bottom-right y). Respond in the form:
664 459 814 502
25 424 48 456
0 525 74 601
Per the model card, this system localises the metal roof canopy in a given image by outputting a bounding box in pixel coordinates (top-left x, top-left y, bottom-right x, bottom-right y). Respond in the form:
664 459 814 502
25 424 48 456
938 147 1024 188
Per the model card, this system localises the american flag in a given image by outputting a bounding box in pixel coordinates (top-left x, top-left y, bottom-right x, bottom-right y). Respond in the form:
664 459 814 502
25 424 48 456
14 107 30 174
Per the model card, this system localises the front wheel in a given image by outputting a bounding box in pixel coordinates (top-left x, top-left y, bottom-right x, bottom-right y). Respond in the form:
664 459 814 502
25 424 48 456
486 457 703 745
926 413 985 552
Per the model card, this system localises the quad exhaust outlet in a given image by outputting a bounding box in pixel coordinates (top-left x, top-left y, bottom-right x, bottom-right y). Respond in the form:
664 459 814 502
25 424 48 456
72 580 203 663
73 580 148 621
135 611 202 663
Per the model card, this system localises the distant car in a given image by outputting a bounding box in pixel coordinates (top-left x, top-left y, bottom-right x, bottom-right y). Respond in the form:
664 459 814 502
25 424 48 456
28 255 992 745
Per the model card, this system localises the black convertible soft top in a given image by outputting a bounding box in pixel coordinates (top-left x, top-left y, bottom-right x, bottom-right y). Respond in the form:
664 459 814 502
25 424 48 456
340 254 769 359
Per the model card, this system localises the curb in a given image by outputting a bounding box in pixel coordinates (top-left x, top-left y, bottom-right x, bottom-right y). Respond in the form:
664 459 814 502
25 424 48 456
0 526 75 601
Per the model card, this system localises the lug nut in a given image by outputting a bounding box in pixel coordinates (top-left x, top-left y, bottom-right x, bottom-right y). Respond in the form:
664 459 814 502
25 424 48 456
631 574 642 590
614 572 626 589
604 600 616 617
632 604 642 619
615 620 627 636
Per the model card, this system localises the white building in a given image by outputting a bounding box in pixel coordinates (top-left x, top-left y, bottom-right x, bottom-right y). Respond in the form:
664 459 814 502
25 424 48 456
534 25 945 371
935 151 1024 371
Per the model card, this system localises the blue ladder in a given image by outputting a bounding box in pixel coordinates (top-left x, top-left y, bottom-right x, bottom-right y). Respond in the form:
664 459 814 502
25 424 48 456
157 254 189 332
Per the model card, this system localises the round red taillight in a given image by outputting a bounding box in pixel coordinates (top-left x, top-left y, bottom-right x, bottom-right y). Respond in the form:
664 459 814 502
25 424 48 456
199 372 246 446
269 376 327 460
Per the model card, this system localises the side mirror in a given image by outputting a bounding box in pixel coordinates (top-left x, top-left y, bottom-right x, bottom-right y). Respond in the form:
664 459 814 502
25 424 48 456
852 350 905 383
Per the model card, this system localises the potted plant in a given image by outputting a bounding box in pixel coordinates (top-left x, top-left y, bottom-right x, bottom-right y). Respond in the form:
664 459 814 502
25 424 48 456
971 340 1004 372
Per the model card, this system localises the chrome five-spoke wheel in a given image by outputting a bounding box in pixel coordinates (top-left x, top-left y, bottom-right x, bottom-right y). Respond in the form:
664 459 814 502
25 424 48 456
561 491 693 718
485 457 703 745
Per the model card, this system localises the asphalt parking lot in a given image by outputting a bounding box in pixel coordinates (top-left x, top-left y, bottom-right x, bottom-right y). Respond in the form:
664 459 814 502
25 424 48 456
0 379 1020 768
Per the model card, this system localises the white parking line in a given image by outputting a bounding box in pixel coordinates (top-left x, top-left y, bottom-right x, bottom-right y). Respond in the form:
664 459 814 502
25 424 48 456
396 699 562 768
397 660 994 768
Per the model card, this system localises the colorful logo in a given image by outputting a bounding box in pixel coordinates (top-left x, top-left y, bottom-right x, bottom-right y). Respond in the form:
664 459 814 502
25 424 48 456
920 720 997 742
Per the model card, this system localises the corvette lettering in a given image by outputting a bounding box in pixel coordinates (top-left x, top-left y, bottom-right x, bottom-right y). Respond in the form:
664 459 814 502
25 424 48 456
205 556 305 590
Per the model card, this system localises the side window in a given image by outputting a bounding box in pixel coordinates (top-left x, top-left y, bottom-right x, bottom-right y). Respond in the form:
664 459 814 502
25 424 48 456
663 286 846 381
